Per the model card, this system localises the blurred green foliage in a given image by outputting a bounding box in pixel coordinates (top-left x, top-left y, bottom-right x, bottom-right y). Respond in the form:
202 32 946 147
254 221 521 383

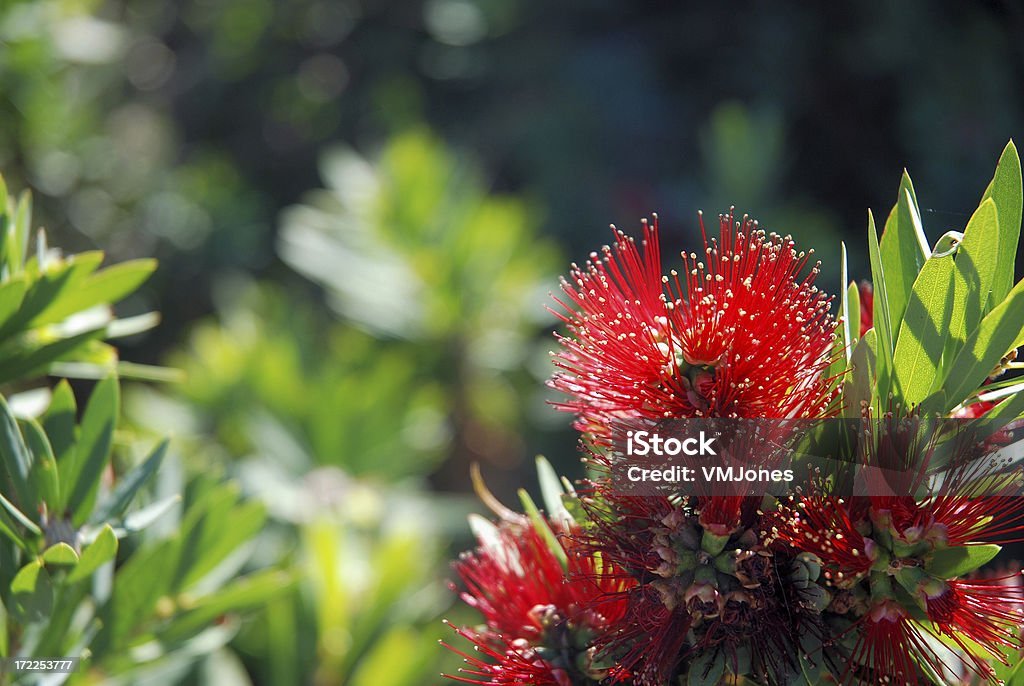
0 179 287 686
1 0 1022 684
119 129 560 684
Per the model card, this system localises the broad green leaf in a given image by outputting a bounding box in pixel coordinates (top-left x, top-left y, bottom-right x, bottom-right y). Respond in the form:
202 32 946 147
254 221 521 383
42 379 77 464
949 199 1000 349
935 277 1024 410
67 525 119 583
0 277 27 330
24 418 60 514
891 250 955 406
10 559 53 623
30 259 157 327
63 375 119 525
880 175 930 342
868 210 894 402
0 394 35 513
982 140 1023 304
90 438 169 525
41 542 79 565
924 544 1000 579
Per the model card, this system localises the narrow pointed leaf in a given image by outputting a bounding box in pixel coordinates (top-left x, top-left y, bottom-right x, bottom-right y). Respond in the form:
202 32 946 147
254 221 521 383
868 210 894 403
24 418 60 514
63 375 119 525
947 199 1000 357
925 544 1000 579
90 438 169 525
892 250 955 406
880 175 930 341
42 379 77 464
982 140 1023 304
936 277 1024 410
0 394 35 513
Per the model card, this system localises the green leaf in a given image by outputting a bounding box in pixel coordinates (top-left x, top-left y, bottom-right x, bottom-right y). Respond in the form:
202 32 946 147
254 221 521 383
535 455 573 527
10 559 53 623
0 252 104 336
0 327 109 386
891 250 955 406
868 210 894 402
67 524 119 583
63 375 119 525
845 313 877 418
880 175 930 343
90 438 169 525
42 379 77 464
518 488 568 569
948 199 1000 353
5 191 31 276
31 259 157 327
24 418 60 514
933 276 1024 410
687 650 726 686
0 393 35 514
925 544 1001 579
0 278 27 330
0 491 40 537
41 542 79 566
981 140 1023 304
0 502 27 550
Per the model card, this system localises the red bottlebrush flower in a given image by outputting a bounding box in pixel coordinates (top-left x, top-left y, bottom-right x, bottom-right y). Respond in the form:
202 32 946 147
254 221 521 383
442 624 575 686
549 212 838 437
770 494 875 585
444 518 631 685
840 576 1024 686
925 576 1024 673
844 600 946 686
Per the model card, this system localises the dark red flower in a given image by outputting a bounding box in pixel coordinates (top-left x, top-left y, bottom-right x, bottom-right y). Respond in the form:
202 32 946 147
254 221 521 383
925 576 1024 673
574 487 827 686
444 519 631 685
550 212 838 437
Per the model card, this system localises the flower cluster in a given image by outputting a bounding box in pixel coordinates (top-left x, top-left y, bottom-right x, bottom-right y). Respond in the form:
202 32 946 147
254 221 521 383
444 205 1024 686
